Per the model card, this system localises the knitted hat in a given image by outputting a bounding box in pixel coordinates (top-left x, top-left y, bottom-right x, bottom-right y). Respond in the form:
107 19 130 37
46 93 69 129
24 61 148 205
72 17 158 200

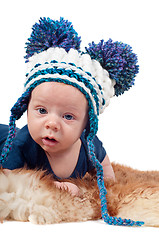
0 17 144 226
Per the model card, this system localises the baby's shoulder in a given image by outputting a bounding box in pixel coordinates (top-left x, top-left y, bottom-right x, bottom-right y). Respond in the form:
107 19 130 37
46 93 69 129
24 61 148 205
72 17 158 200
80 132 104 147
80 132 106 161
14 125 33 146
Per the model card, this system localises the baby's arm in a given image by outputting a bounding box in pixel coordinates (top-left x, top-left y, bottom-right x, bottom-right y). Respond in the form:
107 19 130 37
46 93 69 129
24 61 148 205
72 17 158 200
101 155 115 181
54 155 115 196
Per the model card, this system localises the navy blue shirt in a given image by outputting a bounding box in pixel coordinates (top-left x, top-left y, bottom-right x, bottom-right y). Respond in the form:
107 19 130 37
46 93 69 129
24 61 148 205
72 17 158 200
0 124 106 179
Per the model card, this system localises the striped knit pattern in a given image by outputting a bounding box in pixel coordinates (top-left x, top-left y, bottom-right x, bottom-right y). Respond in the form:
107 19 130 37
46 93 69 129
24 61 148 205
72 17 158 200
25 47 115 112
25 60 102 115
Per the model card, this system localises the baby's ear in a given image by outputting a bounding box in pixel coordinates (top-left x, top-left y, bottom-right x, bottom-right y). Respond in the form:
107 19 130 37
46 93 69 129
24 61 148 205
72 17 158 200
85 39 139 96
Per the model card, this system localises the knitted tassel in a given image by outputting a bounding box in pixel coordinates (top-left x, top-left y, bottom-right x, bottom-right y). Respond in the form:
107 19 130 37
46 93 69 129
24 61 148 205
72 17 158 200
25 17 81 60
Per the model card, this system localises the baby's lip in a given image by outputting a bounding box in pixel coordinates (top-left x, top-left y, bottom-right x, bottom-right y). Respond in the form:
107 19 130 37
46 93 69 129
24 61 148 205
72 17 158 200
44 136 57 140
42 136 59 147
43 136 58 142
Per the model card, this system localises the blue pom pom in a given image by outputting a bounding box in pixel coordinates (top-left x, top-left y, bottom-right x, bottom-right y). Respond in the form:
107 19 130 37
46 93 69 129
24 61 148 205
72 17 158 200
25 17 81 60
85 39 139 96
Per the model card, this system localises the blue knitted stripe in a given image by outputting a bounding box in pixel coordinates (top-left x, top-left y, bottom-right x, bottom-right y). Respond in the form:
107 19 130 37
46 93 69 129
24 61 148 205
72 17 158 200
87 139 144 227
0 115 17 164
25 67 100 115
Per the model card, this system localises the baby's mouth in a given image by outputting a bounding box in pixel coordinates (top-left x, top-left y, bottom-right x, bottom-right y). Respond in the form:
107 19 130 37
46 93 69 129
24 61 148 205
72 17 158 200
42 137 58 147
45 137 57 142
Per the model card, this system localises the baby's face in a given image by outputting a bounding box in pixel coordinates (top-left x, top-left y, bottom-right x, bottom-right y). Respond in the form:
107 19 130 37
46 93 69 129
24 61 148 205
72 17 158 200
27 82 88 156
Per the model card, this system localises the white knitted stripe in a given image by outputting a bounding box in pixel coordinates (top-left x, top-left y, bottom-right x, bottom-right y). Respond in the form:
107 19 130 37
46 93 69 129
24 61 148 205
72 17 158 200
25 61 104 108
25 72 98 115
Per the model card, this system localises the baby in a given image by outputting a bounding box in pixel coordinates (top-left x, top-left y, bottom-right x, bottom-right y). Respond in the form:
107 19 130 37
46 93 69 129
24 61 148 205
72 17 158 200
0 17 139 225
0 80 114 196
27 81 115 195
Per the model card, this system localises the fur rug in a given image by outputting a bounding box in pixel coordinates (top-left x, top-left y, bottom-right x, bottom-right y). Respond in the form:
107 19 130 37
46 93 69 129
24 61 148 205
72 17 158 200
0 163 159 227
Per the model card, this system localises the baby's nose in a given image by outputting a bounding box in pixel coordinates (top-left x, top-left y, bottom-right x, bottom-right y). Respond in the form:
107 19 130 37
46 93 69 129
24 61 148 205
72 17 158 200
45 116 60 131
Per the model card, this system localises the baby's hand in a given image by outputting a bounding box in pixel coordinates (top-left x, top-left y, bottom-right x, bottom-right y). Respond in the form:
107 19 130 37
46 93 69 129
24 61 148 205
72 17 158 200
101 155 116 182
3 169 11 176
54 181 80 197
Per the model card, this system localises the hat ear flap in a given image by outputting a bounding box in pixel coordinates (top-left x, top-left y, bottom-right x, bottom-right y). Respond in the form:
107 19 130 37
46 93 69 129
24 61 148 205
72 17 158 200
11 90 30 120
85 39 139 96
0 91 30 164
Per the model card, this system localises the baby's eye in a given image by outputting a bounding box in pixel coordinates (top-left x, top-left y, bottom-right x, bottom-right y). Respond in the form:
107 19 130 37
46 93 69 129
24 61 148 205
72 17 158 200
38 108 47 114
63 114 74 120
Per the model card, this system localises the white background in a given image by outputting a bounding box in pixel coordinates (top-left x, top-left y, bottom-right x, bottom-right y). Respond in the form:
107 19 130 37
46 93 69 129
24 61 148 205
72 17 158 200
0 0 159 238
